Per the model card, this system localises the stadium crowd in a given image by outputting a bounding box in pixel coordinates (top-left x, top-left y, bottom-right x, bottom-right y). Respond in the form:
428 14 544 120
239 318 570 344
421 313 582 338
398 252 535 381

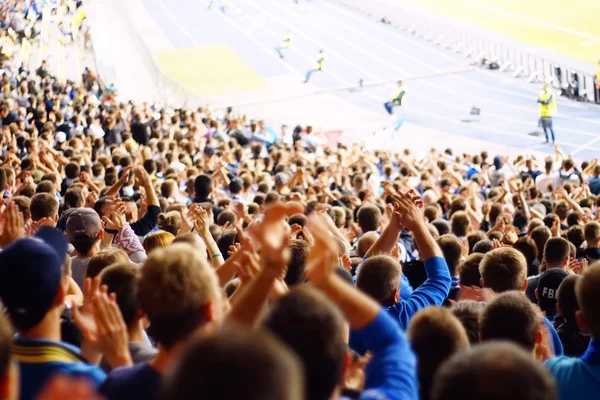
0 1 600 400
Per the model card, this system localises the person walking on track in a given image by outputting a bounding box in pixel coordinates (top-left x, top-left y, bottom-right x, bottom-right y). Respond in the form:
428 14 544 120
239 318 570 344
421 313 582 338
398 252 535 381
538 82 557 144
303 50 325 83
384 81 407 115
275 31 292 59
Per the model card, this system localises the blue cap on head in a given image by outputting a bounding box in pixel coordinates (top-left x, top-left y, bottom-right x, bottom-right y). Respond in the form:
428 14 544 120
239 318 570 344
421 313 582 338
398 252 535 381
0 227 68 331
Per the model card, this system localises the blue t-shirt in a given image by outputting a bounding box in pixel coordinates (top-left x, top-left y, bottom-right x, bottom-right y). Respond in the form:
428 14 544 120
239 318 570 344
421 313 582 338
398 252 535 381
13 337 106 400
349 311 418 400
544 339 600 400
100 362 161 400
350 256 451 354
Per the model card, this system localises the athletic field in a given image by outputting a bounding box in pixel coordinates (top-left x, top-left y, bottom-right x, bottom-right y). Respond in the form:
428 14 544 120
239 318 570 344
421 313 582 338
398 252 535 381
132 0 600 159
398 0 600 65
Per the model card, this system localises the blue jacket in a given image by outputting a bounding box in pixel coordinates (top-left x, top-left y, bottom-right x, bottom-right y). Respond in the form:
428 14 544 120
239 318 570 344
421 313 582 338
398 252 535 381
13 337 106 400
350 256 451 354
544 339 600 400
345 311 418 400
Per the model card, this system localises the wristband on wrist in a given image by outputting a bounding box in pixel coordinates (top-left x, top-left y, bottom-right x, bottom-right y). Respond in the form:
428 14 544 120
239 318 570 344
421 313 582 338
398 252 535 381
211 253 222 259
105 228 119 235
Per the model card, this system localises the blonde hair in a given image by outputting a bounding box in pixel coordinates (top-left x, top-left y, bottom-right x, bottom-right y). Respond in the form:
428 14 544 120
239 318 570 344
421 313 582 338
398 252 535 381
139 244 220 348
479 248 527 293
143 230 175 254
86 247 130 279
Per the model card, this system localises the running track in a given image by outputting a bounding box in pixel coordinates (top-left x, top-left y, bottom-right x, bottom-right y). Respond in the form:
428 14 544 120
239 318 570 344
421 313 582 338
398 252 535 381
142 0 600 160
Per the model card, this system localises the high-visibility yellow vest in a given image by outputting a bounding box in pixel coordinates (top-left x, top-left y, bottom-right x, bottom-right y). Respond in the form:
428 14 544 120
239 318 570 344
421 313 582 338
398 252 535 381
316 54 325 70
282 33 292 48
538 90 556 117
596 67 600 90
391 87 407 105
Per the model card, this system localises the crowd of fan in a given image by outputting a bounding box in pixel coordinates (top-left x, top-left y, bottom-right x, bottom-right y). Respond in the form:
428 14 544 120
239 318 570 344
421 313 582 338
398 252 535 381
1 3 600 400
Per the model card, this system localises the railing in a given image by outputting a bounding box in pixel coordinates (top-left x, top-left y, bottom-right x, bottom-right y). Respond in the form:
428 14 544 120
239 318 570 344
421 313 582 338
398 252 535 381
328 0 600 104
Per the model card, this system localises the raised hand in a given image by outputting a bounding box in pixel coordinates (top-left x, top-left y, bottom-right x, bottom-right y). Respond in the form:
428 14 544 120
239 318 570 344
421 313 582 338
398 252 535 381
73 278 132 368
390 190 424 232
0 202 25 248
304 214 338 287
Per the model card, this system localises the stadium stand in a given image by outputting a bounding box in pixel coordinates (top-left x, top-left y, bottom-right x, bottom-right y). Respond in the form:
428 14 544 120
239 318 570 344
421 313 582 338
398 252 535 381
0 1 599 400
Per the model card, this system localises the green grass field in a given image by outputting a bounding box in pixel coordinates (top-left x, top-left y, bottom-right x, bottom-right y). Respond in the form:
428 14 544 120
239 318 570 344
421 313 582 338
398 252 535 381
399 0 600 65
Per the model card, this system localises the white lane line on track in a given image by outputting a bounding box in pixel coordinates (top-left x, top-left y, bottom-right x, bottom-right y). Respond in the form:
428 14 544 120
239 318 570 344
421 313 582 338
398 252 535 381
248 0 599 139
153 0 297 74
207 0 600 150
456 0 600 41
160 0 600 152
320 1 600 115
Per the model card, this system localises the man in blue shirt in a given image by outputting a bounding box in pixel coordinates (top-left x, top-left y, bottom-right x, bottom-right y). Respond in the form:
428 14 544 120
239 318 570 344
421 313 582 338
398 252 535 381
355 193 451 333
0 225 107 400
544 263 600 400
264 208 419 400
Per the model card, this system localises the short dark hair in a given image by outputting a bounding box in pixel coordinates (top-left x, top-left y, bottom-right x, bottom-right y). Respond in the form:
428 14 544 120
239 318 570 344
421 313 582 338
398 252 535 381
284 240 310 286
450 211 470 237
407 307 469 400
556 275 580 322
472 239 493 254
63 189 84 210
64 162 80 179
161 327 303 400
431 219 450 236
431 342 557 400
356 255 402 306
480 291 539 351
100 262 141 328
356 204 382 233
513 237 538 274
436 234 463 277
30 193 59 222
458 253 483 287
530 226 551 259
450 300 484 344
576 263 600 337
263 286 346 400
544 237 570 267
35 180 55 195
193 174 213 201
466 230 486 254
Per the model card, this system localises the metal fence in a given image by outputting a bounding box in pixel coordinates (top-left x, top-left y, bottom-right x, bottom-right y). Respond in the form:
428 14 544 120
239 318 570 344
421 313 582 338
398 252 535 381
328 0 600 104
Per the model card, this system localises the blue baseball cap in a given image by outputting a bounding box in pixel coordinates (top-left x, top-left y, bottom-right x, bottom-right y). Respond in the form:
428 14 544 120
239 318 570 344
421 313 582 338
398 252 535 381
0 227 68 331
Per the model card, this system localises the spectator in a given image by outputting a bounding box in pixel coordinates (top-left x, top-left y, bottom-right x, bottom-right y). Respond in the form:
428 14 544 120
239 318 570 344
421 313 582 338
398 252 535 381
553 275 590 357
99 244 223 400
536 268 569 321
66 208 105 289
545 263 600 399
0 227 120 400
161 327 303 400
432 342 556 400
407 307 469 400
526 237 570 303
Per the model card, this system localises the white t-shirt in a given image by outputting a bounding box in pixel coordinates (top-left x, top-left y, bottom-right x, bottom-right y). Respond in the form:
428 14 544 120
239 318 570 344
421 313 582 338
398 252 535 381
536 172 557 194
